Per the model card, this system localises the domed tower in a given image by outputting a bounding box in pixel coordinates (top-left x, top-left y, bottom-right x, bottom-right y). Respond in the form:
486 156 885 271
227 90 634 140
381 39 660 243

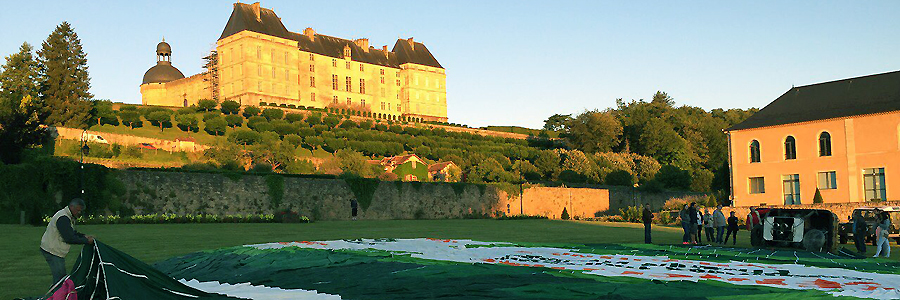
142 40 185 84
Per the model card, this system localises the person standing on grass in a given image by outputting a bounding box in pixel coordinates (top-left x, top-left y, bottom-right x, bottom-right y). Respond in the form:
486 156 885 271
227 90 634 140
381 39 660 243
696 209 704 244
713 205 726 244
642 203 653 244
680 204 691 244
852 213 867 254
873 212 891 258
703 209 714 244
350 199 359 221
724 211 740 245
40 198 95 287
688 202 699 244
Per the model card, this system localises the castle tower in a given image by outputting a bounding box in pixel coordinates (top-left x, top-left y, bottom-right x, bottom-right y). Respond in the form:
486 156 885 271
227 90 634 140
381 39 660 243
142 40 185 85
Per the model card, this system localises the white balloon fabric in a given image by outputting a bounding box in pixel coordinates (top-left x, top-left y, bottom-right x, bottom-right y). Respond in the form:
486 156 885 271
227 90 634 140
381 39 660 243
247 238 900 300
181 279 342 300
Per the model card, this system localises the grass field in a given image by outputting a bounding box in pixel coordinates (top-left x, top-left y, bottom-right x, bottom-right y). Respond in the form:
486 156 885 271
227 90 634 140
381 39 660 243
2 220 897 299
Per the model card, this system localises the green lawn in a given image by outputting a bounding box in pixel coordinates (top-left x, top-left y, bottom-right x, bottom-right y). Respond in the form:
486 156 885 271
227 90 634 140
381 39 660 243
2 220 897 299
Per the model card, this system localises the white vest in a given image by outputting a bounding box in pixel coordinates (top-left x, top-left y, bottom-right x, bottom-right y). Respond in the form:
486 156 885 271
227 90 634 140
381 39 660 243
40 207 75 258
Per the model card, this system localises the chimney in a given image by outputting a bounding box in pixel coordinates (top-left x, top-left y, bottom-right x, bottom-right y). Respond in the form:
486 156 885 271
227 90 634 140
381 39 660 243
406 37 415 50
251 2 261 21
303 27 316 40
353 38 369 50
382 45 389 58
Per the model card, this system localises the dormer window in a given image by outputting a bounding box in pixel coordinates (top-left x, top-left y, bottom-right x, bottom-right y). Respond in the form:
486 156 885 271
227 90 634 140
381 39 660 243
343 45 352 59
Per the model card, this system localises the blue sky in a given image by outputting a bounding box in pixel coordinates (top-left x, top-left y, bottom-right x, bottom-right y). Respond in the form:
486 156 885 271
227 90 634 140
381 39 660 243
1 1 898 129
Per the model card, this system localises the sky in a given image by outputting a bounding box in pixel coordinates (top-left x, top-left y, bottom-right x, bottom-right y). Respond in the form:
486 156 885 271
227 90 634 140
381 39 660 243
1 1 899 129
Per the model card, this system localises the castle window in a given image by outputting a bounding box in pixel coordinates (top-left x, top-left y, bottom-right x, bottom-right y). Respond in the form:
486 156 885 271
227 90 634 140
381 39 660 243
332 96 338 104
332 75 338 90
380 87 385 97
332 59 337 67
361 99 366 107
425 77 429 87
380 76 385 84
257 46 261 59
310 92 315 102
750 140 760 163
784 136 797 160
396 79 400 87
272 67 276 78
415 75 419 85
257 81 262 92
360 64 364 72
344 48 351 58
285 70 289 80
381 102 385 110
819 132 832 157
397 104 401 112
309 53 314 61
380 69 385 75
347 97 352 106
285 51 289 64
309 64 315 72
345 76 352 92
310 76 315 87
271 49 275 62
360 79 366 94
346 62 351 69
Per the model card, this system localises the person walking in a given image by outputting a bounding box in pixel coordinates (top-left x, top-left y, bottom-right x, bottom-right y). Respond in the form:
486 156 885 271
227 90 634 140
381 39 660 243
852 213 867 254
680 204 691 245
688 202 699 244
642 203 653 244
873 212 892 258
703 209 714 244
714 205 726 244
724 211 740 245
41 198 94 287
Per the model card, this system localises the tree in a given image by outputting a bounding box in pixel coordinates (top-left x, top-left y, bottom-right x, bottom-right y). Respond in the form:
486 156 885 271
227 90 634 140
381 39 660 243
285 113 304 122
273 123 297 137
654 165 691 190
227 129 262 145
197 99 217 112
0 95 48 164
262 108 284 120
146 111 172 132
283 134 303 147
220 100 240 114
174 113 199 132
118 110 143 129
204 116 227 136
605 170 634 186
543 114 571 131
563 110 622 153
38 22 93 128
334 149 379 177
91 100 118 126
242 105 260 117
0 43 40 104
225 114 244 127
813 188 824 204
303 136 325 150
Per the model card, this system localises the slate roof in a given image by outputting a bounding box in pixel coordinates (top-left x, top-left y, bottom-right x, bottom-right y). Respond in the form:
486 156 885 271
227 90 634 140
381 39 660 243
142 63 185 84
727 70 900 131
219 3 443 69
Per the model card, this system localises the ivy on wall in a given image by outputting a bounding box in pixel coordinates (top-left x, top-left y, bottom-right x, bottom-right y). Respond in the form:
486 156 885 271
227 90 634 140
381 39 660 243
344 177 380 211
265 175 284 208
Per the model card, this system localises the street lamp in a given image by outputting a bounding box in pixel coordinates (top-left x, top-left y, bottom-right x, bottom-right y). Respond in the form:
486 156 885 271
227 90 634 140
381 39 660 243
632 183 640 207
79 130 91 197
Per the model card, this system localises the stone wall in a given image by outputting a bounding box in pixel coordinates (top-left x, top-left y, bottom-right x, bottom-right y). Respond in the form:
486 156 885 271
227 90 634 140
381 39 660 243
719 201 900 223
115 170 705 220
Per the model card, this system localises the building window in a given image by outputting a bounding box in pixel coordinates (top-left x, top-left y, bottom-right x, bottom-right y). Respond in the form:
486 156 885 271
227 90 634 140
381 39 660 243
784 136 797 160
346 62 351 69
332 75 338 90
309 53 314 61
750 140 761 163
285 70 290 80
380 69 385 75
863 168 887 201
380 87 385 97
309 65 315 72
257 65 261 76
381 102 385 110
271 49 275 62
257 81 262 92
360 79 366 94
414 75 419 85
396 79 401 87
332 96 338 104
285 51 289 64
361 99 366 106
345 76 352 92
782 174 800 205
818 171 837 190
310 92 315 102
397 104 401 112
819 132 832 157
380 76 385 84
332 59 337 67
310 76 315 87
256 46 261 59
346 97 352 106
272 67 276 78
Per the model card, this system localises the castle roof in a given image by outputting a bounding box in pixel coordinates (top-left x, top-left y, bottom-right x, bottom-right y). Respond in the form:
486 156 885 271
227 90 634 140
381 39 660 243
219 2 443 69
142 63 185 84
727 70 900 131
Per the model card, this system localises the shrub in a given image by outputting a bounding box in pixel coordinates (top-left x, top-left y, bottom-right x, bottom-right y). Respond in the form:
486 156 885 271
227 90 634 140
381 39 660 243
285 159 316 174
174 114 199 132
283 134 303 147
378 172 398 181
146 111 172 131
119 110 143 129
605 170 634 186
618 205 642 223
204 117 227 136
274 123 298 137
655 165 691 190
560 207 570 220
243 106 261 117
197 99 218 111
202 111 222 121
339 119 358 129
303 136 325 149
228 129 262 145
176 106 197 115
306 113 322 125
323 116 341 128
220 100 241 114
389 125 403 133
251 121 274 133
662 195 709 211
813 188 823 204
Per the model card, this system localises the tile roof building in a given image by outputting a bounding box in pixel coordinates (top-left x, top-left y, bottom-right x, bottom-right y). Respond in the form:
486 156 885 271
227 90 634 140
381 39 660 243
725 70 900 207
141 2 448 122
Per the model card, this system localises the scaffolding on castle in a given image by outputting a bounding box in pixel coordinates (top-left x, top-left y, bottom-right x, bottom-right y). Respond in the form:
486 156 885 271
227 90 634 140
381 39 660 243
202 50 220 103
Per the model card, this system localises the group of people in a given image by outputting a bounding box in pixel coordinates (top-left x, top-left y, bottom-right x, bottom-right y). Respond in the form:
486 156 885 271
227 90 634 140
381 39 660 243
853 210 893 258
679 203 740 245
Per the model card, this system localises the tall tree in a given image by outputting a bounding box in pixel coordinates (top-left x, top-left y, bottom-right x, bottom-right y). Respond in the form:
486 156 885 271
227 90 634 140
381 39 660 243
563 110 622 153
542 114 571 132
0 43 49 164
38 22 93 128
